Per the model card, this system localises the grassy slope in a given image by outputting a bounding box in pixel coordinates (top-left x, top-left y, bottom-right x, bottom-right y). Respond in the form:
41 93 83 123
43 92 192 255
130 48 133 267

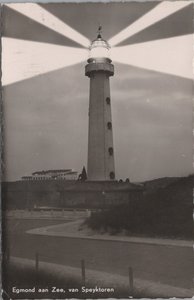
86 175 194 239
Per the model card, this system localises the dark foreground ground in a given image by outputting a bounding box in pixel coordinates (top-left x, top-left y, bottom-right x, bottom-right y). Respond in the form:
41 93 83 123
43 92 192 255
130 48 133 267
2 218 194 299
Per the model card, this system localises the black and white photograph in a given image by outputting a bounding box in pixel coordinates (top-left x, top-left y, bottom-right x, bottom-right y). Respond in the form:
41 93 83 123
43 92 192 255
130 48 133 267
1 1 194 298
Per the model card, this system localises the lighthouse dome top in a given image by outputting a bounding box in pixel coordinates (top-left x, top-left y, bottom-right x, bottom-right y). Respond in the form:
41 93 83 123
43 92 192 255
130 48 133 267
90 33 110 50
88 27 111 62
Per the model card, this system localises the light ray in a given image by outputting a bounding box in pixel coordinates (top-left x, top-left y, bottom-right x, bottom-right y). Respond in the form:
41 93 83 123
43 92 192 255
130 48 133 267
111 34 193 79
2 37 88 86
108 2 191 47
5 3 90 48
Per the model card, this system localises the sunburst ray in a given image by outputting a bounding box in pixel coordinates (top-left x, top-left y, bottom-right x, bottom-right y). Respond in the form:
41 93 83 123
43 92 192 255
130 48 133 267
108 2 191 47
5 3 90 48
111 34 193 79
2 37 88 86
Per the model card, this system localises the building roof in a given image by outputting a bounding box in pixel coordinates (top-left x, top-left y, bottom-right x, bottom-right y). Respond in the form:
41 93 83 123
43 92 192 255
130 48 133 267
32 169 72 175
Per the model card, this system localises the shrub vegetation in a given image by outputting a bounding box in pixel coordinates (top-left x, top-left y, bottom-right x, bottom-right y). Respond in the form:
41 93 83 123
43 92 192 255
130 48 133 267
85 175 193 239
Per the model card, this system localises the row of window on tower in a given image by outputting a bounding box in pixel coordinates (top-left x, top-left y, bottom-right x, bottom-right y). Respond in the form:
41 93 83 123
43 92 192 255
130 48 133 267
109 147 114 180
110 171 115 179
106 97 110 105
106 96 114 179
108 147 113 155
107 122 112 130
106 97 112 131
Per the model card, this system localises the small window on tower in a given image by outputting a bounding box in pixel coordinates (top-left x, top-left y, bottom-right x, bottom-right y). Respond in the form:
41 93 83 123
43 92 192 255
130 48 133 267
110 172 115 180
106 97 110 105
108 147 113 156
107 122 112 130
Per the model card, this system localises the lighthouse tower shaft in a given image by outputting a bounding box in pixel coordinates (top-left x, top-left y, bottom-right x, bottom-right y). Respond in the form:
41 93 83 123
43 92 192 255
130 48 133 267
85 61 115 181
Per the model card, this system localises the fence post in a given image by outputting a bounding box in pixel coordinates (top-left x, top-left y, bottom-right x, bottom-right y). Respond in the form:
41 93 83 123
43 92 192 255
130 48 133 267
81 259 86 286
35 252 39 284
128 267 133 296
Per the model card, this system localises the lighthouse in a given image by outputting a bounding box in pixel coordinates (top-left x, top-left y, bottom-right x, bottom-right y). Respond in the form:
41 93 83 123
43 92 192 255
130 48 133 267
85 27 115 181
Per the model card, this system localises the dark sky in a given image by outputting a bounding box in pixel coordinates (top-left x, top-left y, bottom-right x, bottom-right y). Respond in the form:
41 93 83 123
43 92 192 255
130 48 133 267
2 2 193 182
